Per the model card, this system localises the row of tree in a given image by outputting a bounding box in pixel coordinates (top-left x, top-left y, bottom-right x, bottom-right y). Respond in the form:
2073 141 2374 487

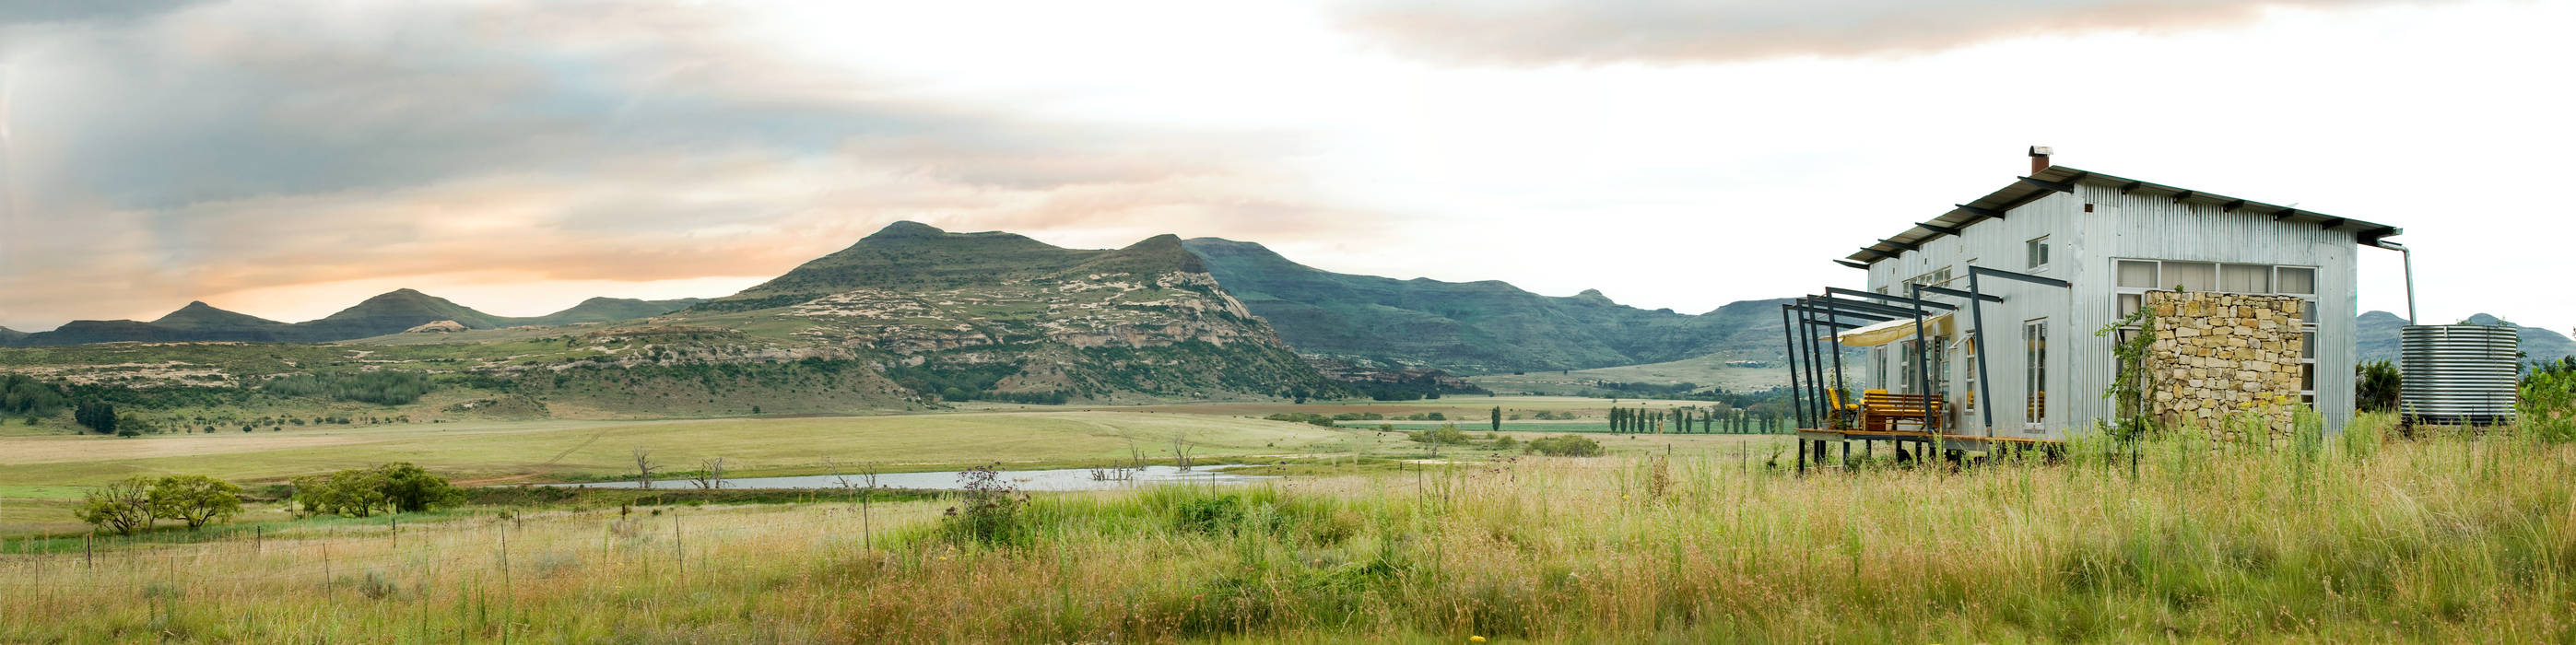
73 401 124 435
1 373 69 416
1607 405 1788 434
292 463 464 518
75 463 464 535
76 475 244 534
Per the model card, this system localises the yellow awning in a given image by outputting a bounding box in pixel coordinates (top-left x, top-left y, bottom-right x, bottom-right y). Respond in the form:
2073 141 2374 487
1830 313 1954 347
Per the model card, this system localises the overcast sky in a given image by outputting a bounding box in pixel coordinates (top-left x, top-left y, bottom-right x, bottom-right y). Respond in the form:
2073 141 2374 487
1 0 2567 334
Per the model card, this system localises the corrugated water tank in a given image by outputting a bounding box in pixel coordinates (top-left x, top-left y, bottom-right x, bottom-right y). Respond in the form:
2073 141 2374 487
2400 324 2520 425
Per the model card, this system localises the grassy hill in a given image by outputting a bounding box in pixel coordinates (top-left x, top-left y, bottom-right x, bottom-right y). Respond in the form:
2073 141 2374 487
1183 238 1794 374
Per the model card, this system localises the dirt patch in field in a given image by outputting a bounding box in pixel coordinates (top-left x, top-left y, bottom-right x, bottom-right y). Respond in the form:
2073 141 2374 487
0 434 369 465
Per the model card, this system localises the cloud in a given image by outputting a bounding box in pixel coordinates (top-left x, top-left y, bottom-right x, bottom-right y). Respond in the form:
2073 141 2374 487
0 0 215 26
1334 0 2446 65
0 1 1365 329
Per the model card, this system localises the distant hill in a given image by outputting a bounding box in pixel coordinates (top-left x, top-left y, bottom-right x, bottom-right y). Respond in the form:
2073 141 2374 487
287 289 516 340
655 223 1342 402
2358 311 2576 365
3 291 703 347
518 297 706 325
1183 237 1793 374
692 221 1112 312
0 327 22 345
150 301 285 331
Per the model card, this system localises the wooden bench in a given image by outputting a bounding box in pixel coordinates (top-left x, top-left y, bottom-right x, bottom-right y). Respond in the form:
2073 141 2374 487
1861 391 1944 432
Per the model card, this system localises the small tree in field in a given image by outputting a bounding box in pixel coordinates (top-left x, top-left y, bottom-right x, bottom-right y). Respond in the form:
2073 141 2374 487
632 447 660 489
941 464 1029 545
148 475 242 530
691 457 728 489
297 463 458 517
295 469 390 518
76 476 157 534
371 463 463 512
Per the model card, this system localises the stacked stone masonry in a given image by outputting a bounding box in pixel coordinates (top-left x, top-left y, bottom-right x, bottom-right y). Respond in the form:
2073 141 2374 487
2139 291 2305 440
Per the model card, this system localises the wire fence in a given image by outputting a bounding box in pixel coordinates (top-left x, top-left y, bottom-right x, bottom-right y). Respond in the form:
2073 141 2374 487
0 502 916 597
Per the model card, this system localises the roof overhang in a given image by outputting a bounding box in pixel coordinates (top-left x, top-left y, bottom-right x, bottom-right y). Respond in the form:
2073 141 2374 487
1845 165 2404 265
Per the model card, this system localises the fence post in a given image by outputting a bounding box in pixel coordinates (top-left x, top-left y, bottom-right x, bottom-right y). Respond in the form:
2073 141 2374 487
672 512 684 581
500 522 512 645
84 534 92 570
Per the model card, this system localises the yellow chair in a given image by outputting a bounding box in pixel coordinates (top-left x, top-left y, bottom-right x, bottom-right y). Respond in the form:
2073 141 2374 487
1824 389 1871 429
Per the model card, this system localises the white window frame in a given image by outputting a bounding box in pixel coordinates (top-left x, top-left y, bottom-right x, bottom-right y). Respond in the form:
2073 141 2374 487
2023 318 2047 434
2026 236 2051 272
2111 259 2320 405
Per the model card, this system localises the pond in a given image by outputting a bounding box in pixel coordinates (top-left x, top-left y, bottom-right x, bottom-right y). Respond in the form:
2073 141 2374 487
541 464 1269 492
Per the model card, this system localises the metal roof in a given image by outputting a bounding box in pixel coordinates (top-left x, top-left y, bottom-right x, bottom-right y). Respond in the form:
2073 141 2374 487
1843 165 2403 265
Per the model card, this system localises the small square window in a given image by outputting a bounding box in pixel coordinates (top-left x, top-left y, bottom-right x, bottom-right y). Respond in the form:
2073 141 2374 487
2026 237 2050 269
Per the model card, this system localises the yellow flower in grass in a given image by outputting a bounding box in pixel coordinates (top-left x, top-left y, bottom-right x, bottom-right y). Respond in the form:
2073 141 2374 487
1469 637 1487 643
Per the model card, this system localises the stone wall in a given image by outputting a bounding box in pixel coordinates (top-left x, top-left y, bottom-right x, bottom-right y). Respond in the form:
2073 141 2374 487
2140 291 2305 439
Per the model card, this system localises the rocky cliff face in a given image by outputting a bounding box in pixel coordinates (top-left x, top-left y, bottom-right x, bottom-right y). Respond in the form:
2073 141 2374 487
661 222 1346 402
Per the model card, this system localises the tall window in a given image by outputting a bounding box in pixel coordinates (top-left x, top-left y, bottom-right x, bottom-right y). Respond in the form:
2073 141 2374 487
2026 236 2050 270
2112 260 2320 405
1961 331 1979 422
2024 319 2047 432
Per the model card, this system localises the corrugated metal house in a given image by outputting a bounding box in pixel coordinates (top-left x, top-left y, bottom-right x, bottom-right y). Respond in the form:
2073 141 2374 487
1842 150 2400 439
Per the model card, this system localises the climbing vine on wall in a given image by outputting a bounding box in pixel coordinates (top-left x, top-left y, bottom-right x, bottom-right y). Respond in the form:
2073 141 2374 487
2097 307 2159 440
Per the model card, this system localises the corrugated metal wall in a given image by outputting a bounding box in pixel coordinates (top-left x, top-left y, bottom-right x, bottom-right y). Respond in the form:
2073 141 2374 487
1865 180 2359 440
2079 182 2358 432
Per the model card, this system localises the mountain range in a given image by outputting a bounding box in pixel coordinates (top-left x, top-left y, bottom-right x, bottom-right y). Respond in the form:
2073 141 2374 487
1183 238 1792 373
2358 311 2576 365
1 292 705 346
11 221 2573 416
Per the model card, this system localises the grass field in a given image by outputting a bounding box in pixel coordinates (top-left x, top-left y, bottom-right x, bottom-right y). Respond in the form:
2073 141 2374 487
0 410 1380 534
5 412 2573 641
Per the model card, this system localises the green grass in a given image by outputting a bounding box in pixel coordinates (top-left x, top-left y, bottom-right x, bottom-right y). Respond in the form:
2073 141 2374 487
0 410 1368 534
3 413 2570 641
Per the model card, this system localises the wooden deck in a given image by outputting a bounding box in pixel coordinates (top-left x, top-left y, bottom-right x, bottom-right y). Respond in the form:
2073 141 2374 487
1794 428 2061 463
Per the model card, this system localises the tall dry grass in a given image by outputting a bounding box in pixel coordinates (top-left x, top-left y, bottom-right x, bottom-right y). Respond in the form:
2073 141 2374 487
4 412 2571 642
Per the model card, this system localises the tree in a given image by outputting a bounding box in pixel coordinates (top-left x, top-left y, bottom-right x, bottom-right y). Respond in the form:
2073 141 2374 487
76 476 158 534
632 447 660 489
371 463 462 512
691 457 729 489
295 469 390 518
1490 406 1502 433
293 463 461 517
75 401 117 435
2357 360 2402 413
148 475 243 530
